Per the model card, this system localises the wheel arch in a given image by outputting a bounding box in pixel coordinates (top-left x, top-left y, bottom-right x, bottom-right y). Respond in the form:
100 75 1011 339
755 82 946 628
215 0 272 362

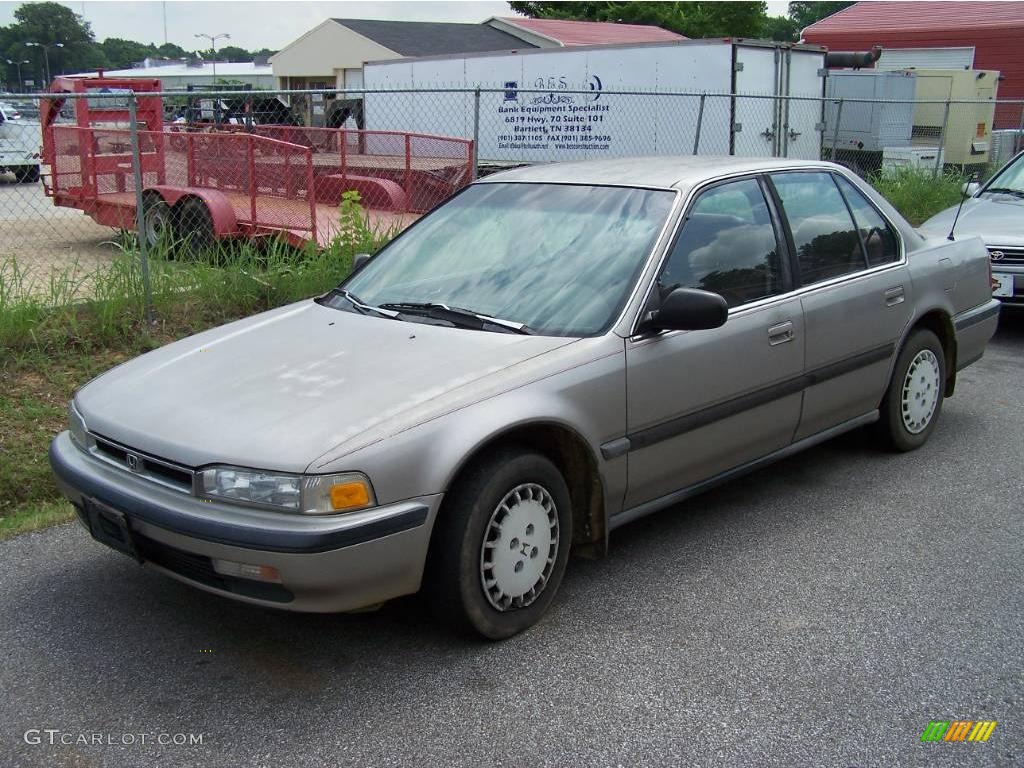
906 308 958 396
433 420 608 561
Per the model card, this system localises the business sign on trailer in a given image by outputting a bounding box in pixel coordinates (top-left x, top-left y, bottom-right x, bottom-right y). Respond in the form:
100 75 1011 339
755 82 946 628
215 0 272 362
363 41 827 162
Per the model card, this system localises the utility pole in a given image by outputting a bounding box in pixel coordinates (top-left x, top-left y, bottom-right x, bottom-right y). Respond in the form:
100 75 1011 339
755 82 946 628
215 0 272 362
194 32 229 84
25 41 63 85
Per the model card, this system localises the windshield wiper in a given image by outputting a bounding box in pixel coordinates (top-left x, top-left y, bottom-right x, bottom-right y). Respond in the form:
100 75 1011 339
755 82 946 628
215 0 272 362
332 289 400 319
981 187 1024 198
378 302 532 334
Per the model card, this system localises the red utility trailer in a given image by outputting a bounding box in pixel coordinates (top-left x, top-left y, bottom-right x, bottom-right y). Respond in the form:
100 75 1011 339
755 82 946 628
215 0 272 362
39 77 474 249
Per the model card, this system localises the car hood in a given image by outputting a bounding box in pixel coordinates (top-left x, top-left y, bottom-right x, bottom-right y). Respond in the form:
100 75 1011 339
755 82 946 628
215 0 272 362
76 301 577 472
919 194 1024 247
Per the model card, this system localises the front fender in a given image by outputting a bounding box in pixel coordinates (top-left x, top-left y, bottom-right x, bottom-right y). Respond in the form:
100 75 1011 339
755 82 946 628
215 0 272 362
311 337 629 522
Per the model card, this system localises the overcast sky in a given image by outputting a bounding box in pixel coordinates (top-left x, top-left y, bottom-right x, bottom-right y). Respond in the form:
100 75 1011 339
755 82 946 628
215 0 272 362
0 1 791 51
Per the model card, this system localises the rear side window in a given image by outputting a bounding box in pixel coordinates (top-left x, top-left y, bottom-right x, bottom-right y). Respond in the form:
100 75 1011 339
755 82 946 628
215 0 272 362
834 175 900 267
771 172 865 285
658 178 784 308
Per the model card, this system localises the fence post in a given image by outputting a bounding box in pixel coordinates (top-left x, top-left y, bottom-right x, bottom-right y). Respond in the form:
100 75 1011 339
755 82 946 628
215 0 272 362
128 93 153 325
404 133 412 214
830 98 843 163
248 134 257 226
692 93 706 155
935 99 951 179
1015 102 1024 155
472 88 481 180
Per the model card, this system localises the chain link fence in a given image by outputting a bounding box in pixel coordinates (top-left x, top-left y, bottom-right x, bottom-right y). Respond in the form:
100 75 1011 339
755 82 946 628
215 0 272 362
3 85 1023 301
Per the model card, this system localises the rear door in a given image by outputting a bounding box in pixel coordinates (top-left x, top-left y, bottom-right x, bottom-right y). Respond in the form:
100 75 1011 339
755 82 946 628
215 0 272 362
624 175 804 510
767 171 912 440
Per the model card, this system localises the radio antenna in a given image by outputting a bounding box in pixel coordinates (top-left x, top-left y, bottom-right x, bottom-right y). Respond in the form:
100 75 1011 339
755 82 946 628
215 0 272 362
948 172 979 241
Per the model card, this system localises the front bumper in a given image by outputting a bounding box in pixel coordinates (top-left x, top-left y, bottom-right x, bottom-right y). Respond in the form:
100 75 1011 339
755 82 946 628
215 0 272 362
49 431 441 612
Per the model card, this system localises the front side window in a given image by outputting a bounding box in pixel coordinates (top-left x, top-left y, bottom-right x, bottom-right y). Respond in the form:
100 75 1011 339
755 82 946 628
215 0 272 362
657 178 785 308
771 172 865 285
340 182 675 337
834 175 900 267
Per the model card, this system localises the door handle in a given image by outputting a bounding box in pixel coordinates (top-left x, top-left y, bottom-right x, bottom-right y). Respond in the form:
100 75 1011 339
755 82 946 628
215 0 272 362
884 285 905 306
767 320 795 346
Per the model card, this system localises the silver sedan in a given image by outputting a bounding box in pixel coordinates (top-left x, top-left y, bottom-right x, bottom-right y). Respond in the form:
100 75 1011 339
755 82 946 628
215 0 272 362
50 156 999 638
921 149 1024 306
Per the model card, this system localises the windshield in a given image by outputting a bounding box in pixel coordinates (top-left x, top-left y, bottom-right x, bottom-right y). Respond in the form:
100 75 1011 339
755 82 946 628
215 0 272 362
340 182 675 337
983 153 1024 196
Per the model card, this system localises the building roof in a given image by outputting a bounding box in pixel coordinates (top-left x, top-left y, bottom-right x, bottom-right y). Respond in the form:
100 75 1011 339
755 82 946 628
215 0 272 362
332 18 535 57
494 16 685 46
804 1 1024 35
74 62 273 79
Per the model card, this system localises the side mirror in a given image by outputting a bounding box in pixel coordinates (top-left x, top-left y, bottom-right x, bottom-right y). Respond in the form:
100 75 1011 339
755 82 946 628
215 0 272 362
961 181 980 196
352 252 372 270
652 288 728 332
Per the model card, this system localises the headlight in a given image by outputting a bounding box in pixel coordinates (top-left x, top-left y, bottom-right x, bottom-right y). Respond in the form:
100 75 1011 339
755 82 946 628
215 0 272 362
68 402 88 449
197 467 375 515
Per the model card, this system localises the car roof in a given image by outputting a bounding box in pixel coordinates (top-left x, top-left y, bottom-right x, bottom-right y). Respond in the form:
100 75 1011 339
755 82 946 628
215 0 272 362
478 155 839 192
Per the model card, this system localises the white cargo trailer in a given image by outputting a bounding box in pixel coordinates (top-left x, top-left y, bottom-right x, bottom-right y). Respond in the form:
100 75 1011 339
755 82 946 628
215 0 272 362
362 39 827 164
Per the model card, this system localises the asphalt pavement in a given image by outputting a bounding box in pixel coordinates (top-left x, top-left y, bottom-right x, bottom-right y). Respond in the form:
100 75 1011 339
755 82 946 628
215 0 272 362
1 315 1021 768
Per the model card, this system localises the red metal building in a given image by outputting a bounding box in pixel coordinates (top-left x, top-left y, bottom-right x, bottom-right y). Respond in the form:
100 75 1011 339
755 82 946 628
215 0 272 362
803 1 1024 127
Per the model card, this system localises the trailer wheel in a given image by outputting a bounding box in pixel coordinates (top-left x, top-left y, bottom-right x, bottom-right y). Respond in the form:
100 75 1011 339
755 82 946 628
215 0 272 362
176 198 216 259
142 194 173 252
15 166 40 184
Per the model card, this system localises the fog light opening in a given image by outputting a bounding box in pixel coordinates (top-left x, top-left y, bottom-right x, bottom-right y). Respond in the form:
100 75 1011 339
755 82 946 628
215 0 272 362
211 559 282 583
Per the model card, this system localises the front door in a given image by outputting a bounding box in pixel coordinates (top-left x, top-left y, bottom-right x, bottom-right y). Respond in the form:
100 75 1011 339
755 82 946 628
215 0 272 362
623 176 805 511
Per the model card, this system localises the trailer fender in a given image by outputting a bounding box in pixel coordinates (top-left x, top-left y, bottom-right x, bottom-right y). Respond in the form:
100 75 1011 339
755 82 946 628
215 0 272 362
147 187 238 237
317 174 408 212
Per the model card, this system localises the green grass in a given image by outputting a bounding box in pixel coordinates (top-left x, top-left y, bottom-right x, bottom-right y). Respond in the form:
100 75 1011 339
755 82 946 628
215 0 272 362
0 193 399 540
868 167 968 226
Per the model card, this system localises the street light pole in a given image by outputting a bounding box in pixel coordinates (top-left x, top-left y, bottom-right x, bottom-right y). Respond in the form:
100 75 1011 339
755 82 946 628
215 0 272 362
5 59 30 92
194 32 230 84
25 42 64 85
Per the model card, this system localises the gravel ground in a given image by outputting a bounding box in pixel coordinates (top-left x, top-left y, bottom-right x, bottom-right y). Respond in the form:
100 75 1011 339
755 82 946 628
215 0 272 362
0 176 119 292
1 315 1021 768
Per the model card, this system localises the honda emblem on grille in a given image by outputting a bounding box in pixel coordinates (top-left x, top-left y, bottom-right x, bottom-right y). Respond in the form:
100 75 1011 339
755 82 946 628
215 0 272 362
125 453 141 472
990 251 1005 261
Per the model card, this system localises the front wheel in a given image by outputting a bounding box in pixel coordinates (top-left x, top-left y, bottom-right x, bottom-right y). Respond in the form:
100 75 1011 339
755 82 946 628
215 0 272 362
142 194 173 251
872 329 946 451
429 447 572 639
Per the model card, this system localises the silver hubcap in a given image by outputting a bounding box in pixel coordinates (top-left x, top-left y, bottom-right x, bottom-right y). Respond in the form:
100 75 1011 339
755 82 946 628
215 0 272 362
144 204 170 246
480 483 559 611
901 349 941 434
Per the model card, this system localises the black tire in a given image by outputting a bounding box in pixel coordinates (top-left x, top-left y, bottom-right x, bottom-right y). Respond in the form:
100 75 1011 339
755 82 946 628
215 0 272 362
141 194 174 252
176 197 215 259
428 446 573 639
15 165 39 183
872 328 946 452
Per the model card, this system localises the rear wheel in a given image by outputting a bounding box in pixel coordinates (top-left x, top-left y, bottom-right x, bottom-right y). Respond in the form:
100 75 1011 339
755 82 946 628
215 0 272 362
873 328 946 451
429 447 572 639
176 197 216 259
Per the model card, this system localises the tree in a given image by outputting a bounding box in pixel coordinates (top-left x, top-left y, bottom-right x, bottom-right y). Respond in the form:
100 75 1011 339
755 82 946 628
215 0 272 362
787 2 856 32
215 45 252 62
100 37 155 69
761 1 855 43
9 1 96 77
508 2 768 39
155 42 188 59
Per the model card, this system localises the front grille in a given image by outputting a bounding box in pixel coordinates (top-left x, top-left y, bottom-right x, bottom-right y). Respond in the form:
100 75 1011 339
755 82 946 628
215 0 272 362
90 435 194 493
134 533 294 603
989 247 1024 265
